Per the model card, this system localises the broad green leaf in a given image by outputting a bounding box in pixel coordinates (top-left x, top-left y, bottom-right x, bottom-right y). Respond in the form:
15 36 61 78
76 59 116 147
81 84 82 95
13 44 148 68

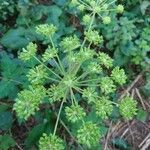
46 5 62 25
0 112 13 130
0 135 16 150
0 27 29 49
0 80 18 99
0 52 27 98
25 124 45 149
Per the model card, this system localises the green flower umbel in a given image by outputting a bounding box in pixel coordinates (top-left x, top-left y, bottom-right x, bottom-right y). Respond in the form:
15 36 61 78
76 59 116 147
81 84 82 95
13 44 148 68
111 67 127 85
27 65 48 85
85 30 103 45
13 86 46 120
60 35 80 52
82 87 98 103
119 96 137 120
98 52 113 69
77 121 100 148
39 133 64 150
65 105 86 123
95 97 113 119
100 77 116 95
19 42 37 61
36 24 57 37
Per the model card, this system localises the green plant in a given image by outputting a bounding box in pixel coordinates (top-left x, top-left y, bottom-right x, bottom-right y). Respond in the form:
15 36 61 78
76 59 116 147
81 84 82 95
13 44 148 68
12 1 138 149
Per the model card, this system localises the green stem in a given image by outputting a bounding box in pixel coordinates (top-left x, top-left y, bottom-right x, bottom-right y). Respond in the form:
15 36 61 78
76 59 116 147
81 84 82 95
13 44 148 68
76 83 99 87
50 36 55 48
45 76 60 82
33 56 62 80
53 96 66 135
57 116 85 150
75 71 90 81
72 86 83 94
70 87 75 105
72 12 96 75
70 88 78 105
56 55 66 75
77 78 100 83
53 58 64 75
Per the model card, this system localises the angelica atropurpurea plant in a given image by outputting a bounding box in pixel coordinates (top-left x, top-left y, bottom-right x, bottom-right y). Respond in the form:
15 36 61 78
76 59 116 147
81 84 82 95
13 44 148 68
13 0 137 149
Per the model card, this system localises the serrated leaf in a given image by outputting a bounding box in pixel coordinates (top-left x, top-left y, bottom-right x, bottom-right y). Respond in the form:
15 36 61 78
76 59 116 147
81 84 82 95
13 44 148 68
0 135 16 150
0 52 27 98
0 80 18 99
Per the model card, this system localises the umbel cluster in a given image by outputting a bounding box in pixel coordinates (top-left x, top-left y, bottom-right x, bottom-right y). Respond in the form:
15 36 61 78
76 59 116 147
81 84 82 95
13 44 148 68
13 0 137 149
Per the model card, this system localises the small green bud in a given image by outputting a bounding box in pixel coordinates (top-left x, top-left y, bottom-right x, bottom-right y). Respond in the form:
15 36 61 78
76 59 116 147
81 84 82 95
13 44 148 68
42 46 58 62
103 16 111 24
78 4 85 11
116 5 124 14
100 77 116 94
60 35 80 52
119 96 137 120
85 30 103 45
19 42 37 61
77 122 100 148
39 133 64 150
82 87 98 103
82 14 91 25
95 96 113 119
13 86 46 120
77 47 96 62
36 24 57 37
94 6 101 13
98 52 113 68
87 62 102 74
65 105 86 123
111 67 127 85
47 85 65 103
27 65 48 85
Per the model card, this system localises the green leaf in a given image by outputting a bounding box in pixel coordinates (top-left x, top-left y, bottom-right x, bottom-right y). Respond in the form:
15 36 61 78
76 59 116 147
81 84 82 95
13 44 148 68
0 112 13 130
46 5 62 25
0 52 27 98
0 27 29 50
136 109 148 122
0 80 18 99
25 124 45 149
0 135 16 150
